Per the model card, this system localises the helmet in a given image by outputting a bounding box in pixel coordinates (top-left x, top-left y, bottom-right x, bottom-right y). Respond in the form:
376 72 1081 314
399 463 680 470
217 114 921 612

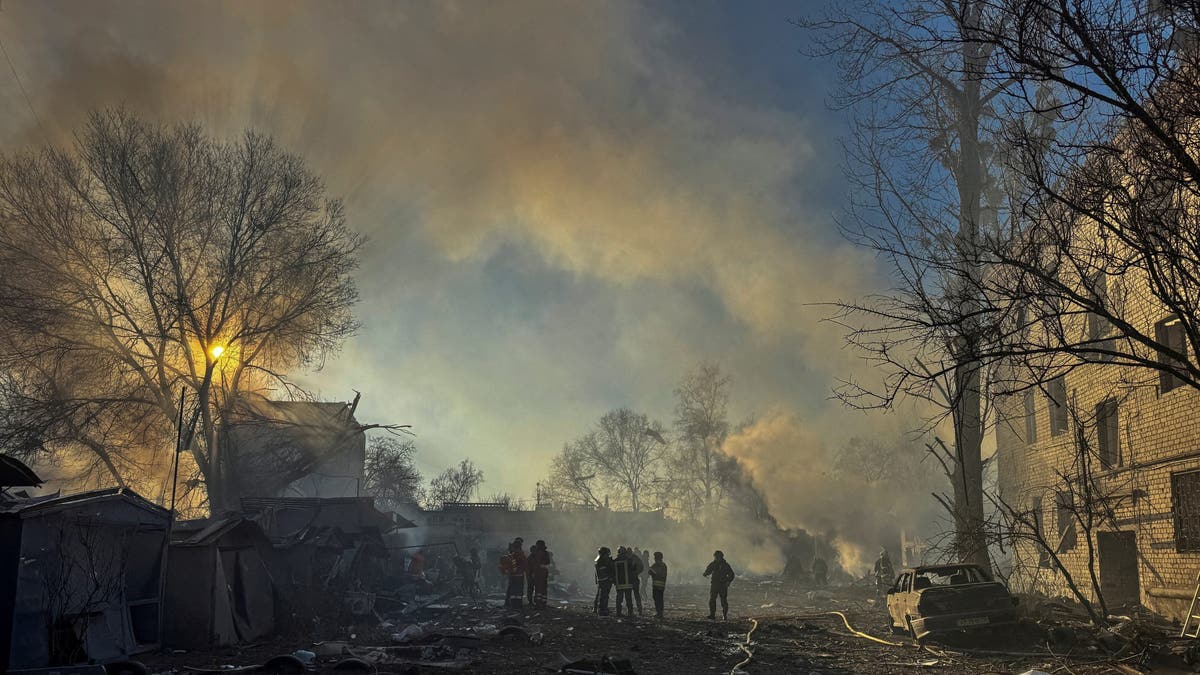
599 546 611 556
714 550 724 559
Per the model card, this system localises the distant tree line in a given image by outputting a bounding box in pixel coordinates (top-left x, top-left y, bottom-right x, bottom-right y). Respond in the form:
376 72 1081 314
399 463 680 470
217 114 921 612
538 362 770 524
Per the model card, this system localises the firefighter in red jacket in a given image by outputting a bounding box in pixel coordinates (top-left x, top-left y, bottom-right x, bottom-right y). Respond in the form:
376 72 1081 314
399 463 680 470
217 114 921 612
527 539 553 609
499 538 527 608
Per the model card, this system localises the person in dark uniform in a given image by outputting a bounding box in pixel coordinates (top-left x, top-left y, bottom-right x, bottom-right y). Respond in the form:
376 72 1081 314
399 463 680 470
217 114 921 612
703 550 735 621
811 556 828 587
594 546 615 615
629 546 644 615
614 546 635 617
873 548 895 596
528 540 553 609
648 551 668 618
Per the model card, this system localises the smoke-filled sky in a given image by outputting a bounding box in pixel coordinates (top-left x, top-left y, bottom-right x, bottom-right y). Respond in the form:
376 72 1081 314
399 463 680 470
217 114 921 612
0 1 932 538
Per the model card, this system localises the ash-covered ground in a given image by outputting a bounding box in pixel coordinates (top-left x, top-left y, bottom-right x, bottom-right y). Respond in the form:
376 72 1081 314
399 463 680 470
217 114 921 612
142 580 1191 674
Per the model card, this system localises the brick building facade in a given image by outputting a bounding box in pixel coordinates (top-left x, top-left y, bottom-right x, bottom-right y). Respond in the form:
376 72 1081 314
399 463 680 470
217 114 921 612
996 268 1200 620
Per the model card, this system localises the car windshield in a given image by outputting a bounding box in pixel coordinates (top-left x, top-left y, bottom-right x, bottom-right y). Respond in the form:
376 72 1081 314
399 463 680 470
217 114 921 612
913 566 985 588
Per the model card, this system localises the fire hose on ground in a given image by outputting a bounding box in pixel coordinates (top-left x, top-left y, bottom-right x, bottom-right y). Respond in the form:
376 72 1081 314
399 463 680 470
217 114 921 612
729 617 759 675
728 610 916 673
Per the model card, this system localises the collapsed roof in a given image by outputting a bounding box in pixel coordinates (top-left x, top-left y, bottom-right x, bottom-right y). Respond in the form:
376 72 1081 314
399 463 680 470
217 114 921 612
223 394 366 499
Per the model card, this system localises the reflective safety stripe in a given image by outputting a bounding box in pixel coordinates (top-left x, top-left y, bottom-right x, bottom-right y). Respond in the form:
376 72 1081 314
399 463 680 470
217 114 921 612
653 580 666 588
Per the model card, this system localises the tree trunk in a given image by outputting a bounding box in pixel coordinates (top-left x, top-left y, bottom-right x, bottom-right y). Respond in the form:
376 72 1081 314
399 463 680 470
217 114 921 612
952 366 991 568
950 25 993 571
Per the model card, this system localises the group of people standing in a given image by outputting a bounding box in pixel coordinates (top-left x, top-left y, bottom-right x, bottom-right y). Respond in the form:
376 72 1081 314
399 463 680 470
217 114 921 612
593 547 735 621
592 546 666 617
493 538 739 621
498 537 555 609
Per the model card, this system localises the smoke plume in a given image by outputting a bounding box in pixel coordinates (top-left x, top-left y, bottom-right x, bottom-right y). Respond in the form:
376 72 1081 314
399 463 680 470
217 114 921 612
724 409 947 575
0 1 912 502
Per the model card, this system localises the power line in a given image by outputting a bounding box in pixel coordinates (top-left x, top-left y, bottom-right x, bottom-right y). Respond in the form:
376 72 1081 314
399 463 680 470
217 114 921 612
0 10 50 144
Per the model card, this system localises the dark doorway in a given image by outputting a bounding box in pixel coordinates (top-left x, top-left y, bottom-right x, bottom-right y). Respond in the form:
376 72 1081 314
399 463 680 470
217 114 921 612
1097 530 1140 608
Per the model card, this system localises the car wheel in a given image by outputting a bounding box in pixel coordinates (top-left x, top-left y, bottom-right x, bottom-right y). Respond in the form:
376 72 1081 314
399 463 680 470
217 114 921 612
260 655 306 675
105 662 148 675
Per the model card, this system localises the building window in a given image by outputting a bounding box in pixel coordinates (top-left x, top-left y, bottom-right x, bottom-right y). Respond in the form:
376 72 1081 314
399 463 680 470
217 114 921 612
1056 491 1077 553
1087 271 1112 341
1024 391 1037 445
1175 470 1200 552
1155 316 1187 394
1096 399 1121 469
1048 377 1068 436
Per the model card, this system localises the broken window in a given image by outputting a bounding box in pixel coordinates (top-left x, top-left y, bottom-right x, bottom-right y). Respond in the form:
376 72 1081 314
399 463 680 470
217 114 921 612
1155 316 1187 394
1087 271 1112 341
1048 377 1068 436
1096 399 1121 469
1085 270 1118 362
1173 470 1200 553
1023 391 1037 445
1055 491 1077 552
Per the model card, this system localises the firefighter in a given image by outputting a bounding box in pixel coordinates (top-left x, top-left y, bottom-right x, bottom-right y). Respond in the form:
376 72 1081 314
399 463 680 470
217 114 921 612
629 546 644 615
873 548 894 596
811 556 828 587
594 546 615 615
648 551 668 618
408 548 426 578
500 539 527 609
528 539 553 609
703 550 735 621
614 546 635 617
782 554 807 586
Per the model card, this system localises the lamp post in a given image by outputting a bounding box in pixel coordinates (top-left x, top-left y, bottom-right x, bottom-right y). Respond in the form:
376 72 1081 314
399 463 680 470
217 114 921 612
159 343 226 645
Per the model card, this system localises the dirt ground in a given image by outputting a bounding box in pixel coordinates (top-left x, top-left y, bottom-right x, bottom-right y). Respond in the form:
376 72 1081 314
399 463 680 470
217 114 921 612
142 581 1195 674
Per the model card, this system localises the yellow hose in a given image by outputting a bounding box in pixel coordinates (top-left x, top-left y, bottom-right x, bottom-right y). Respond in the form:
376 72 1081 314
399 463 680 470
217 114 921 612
730 617 760 674
827 610 907 647
787 611 908 647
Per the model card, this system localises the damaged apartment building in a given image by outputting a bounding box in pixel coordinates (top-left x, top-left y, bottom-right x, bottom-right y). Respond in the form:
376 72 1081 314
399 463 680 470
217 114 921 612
996 246 1200 623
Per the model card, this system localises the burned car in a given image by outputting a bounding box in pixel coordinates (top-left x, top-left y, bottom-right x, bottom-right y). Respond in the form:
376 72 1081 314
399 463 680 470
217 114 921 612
886 564 1018 639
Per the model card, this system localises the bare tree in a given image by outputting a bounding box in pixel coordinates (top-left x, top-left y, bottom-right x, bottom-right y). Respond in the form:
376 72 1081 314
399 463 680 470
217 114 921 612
988 374 1148 626
41 520 130 665
363 436 423 510
802 0 1014 569
485 492 529 512
0 110 362 510
424 458 484 509
543 440 608 510
545 408 666 513
669 363 738 523
932 2 1200 402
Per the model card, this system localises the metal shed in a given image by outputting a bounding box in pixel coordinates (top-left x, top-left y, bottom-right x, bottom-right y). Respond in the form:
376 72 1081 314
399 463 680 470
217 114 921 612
0 486 168 669
163 515 276 649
